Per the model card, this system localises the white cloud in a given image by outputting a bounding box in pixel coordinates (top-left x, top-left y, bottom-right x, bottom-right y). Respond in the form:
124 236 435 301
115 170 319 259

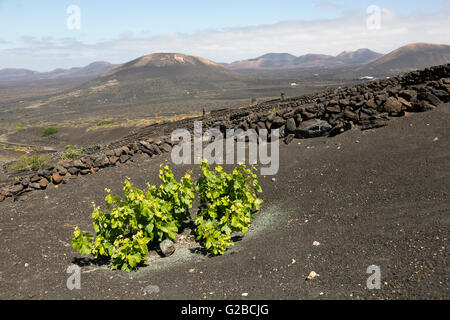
1 4 450 71
315 1 340 10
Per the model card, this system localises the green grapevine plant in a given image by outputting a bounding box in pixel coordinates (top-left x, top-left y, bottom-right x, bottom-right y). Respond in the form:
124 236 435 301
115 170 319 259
72 162 263 272
72 166 194 272
195 161 263 256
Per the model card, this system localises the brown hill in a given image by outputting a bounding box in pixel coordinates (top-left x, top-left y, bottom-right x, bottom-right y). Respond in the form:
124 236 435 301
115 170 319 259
101 53 238 80
17 53 242 111
0 62 118 83
336 48 382 65
227 49 383 70
0 68 39 81
227 53 297 70
359 43 450 74
292 54 337 68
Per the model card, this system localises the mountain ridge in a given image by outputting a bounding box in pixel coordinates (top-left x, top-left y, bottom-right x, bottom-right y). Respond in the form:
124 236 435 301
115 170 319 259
227 49 383 70
0 61 119 83
15 53 243 111
2 43 449 81
100 53 235 79
357 43 450 74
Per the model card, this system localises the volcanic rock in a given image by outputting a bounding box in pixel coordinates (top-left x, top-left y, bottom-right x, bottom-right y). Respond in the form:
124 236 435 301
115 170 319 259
295 119 332 138
39 178 49 189
382 97 403 113
52 173 63 185
159 239 175 257
286 118 296 133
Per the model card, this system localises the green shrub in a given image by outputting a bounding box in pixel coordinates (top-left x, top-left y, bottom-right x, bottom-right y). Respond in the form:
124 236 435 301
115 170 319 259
97 120 115 126
42 127 58 137
61 145 84 160
194 161 263 256
72 162 264 272
6 154 52 172
72 166 195 272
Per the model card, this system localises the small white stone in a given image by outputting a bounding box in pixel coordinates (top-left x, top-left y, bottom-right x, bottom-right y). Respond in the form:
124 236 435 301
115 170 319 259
307 271 319 280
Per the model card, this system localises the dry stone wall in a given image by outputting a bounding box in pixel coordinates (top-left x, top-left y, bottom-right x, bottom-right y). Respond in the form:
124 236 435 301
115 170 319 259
1 64 449 202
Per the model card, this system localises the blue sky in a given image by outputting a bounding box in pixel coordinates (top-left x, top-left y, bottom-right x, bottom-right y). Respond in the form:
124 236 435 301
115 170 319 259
0 0 449 70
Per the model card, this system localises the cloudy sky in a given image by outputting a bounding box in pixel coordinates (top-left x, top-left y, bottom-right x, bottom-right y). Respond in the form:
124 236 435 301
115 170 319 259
0 0 449 71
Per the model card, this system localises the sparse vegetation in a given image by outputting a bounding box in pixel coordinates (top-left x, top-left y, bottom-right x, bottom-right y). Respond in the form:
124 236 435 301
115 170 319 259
11 146 35 153
14 122 24 130
42 127 58 137
11 146 27 152
0 144 34 153
97 120 115 126
61 145 84 160
6 154 52 172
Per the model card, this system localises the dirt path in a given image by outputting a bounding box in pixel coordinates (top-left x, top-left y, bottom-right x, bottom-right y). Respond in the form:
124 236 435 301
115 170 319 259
0 103 448 300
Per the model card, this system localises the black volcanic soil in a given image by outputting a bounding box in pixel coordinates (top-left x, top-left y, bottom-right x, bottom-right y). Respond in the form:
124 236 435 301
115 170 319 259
0 103 448 300
4 125 132 149
0 125 134 184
